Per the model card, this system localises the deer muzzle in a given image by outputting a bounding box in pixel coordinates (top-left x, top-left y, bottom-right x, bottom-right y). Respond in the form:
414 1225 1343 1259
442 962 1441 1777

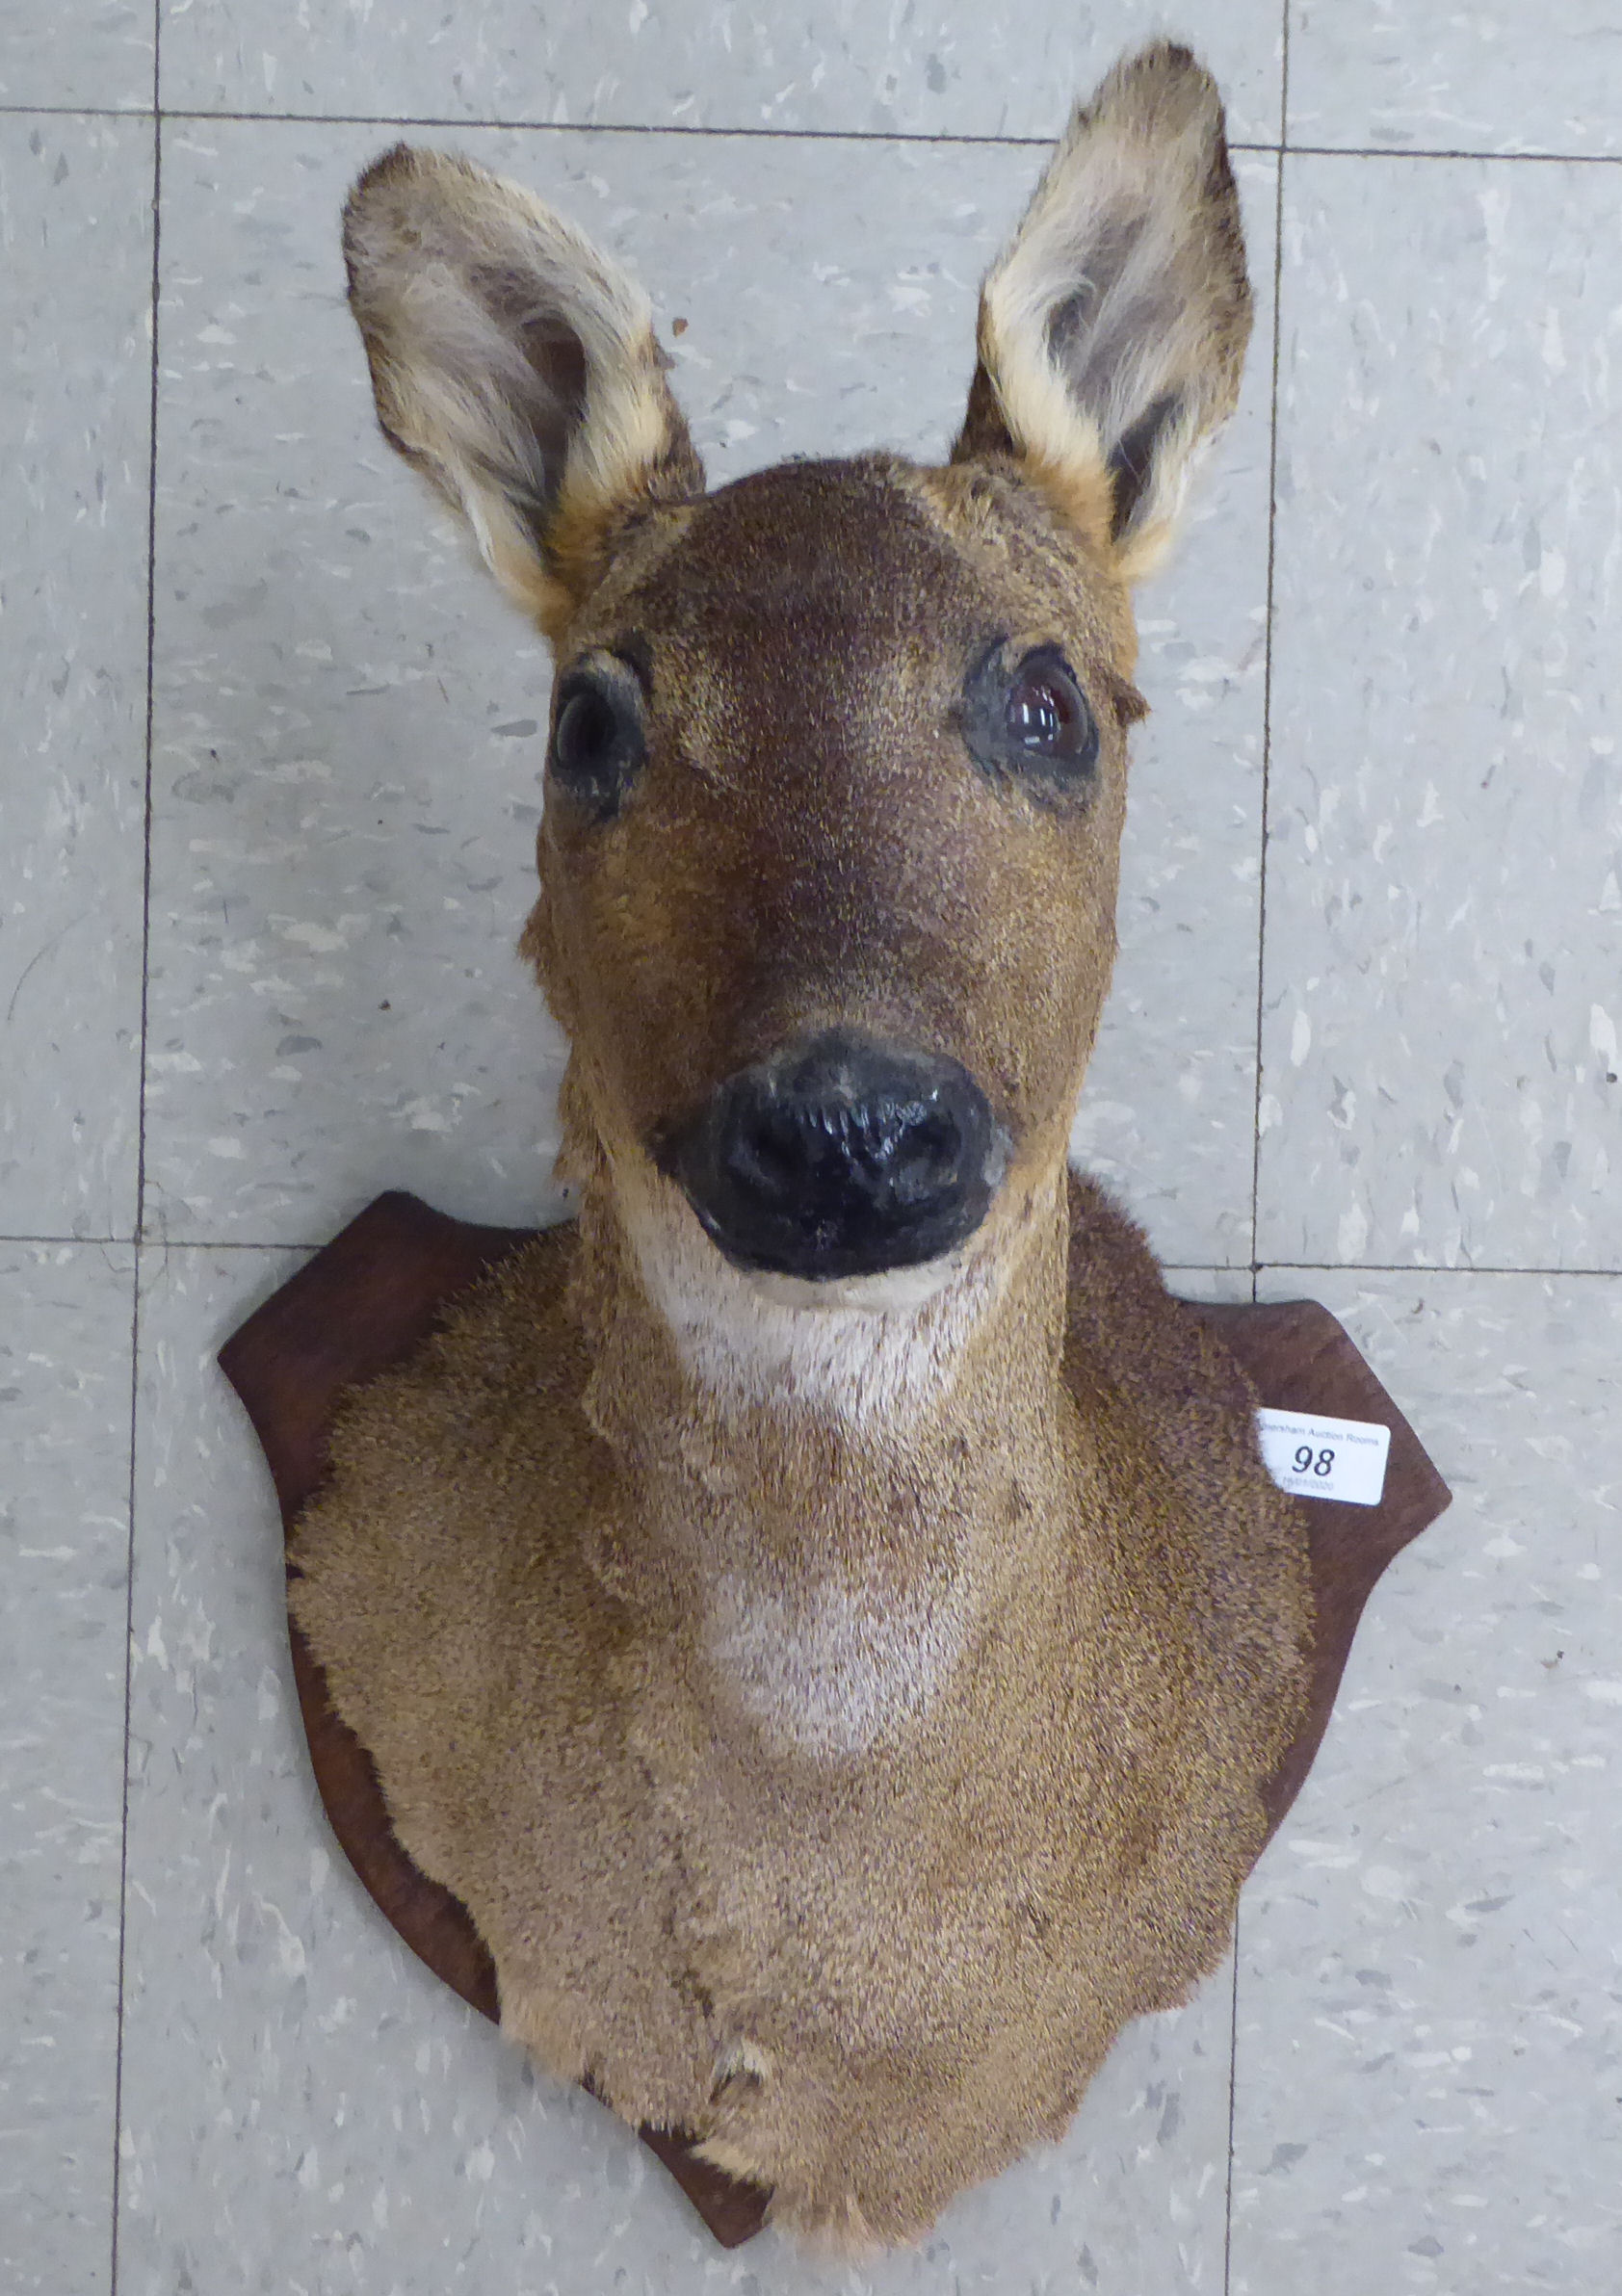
664 1027 1008 1282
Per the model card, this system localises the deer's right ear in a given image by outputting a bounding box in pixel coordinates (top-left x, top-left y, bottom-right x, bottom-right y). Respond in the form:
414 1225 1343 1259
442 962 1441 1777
343 145 703 637
952 43 1251 584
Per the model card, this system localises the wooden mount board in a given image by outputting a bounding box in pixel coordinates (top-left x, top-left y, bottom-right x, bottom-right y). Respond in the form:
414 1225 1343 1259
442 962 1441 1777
219 1192 1452 2251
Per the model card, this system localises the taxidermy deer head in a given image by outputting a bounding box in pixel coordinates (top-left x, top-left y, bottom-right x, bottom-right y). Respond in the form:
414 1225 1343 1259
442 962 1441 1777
344 42 1249 1302
314 41 1311 2247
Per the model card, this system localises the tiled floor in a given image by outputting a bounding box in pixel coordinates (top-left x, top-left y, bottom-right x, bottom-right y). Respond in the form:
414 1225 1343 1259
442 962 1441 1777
3 3 1619 2289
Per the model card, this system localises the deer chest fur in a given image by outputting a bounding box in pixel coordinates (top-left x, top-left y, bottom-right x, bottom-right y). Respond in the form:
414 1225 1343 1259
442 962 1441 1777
290 1182 1308 2242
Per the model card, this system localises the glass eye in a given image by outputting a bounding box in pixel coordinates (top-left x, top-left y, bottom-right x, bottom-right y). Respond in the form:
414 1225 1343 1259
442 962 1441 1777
959 641 1101 796
547 661 645 819
1006 661 1093 763
554 685 619 776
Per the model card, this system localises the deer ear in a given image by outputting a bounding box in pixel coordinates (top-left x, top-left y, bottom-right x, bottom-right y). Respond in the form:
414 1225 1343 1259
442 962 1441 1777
343 144 703 636
952 43 1251 582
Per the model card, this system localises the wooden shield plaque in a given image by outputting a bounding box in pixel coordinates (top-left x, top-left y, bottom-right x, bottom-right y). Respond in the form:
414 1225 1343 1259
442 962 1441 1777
220 1191 1451 2249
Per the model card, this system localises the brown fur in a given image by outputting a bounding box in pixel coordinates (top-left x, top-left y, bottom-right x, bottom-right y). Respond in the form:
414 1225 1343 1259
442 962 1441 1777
292 1169 1306 2242
293 43 1311 2245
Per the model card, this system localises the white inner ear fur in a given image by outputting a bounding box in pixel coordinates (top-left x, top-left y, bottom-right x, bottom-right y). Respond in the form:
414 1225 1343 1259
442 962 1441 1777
346 151 678 613
977 61 1237 579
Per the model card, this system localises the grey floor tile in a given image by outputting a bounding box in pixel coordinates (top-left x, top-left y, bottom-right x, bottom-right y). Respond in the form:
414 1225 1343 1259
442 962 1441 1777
1258 154 1622 1272
1232 1267 1622 2291
1 1242 135 2296
0 117 152 1241
145 121 1271 1266
1290 0 1622 158
120 1243 1240 2290
159 0 1281 144
0 1 153 111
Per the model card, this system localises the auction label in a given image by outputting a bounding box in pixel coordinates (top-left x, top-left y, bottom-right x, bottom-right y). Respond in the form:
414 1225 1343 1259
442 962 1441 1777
1256 1408 1390 1507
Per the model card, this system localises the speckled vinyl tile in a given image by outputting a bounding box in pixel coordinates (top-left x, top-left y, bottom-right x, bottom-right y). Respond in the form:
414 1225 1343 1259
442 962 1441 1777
0 2 153 109
0 1243 135 2296
0 116 152 1241
158 0 1282 144
1257 154 1622 1272
1231 1267 1622 2292
118 1245 1240 2292
144 121 1271 1268
1289 0 1622 157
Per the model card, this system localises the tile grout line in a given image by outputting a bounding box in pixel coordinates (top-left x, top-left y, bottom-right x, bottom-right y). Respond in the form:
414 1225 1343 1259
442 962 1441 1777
1250 0 1291 1290
170 109 1276 150
5 99 1621 166
132 97 160 1264
1245 120 1289 1300
1276 139 1622 165
109 1255 144 2296
0 100 1276 149
1222 1926 1243 2296
1259 1260 1622 1277
1229 41 1290 2296
1 1233 133 1247
7 1231 1620 1278
109 13 162 2288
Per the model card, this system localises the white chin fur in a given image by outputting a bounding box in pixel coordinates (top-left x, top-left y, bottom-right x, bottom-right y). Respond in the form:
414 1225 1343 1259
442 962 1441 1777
734 1250 969 1316
621 1185 1005 1424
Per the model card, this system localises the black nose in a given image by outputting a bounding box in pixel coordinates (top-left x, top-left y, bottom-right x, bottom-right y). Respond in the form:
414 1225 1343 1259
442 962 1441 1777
667 1028 1006 1280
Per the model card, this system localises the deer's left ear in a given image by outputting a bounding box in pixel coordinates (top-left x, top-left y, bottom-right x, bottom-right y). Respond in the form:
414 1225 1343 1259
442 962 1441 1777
343 144 703 639
952 42 1251 583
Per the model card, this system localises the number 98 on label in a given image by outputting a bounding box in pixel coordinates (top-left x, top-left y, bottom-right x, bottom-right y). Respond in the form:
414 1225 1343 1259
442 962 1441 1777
1255 1408 1391 1508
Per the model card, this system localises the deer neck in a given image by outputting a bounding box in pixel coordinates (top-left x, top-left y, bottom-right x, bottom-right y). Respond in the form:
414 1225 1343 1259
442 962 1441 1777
565 1135 1078 1760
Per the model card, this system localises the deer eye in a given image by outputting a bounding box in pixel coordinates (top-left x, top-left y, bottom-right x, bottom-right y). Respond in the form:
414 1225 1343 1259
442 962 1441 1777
547 659 645 819
1007 656 1094 764
960 641 1101 798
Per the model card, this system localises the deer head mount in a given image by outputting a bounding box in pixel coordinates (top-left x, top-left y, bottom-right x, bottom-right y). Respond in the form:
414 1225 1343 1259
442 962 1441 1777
300 43 1314 2246
344 41 1250 1305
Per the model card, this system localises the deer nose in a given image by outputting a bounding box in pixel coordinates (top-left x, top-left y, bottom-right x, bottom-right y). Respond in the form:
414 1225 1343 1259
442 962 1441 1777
668 1028 1007 1281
